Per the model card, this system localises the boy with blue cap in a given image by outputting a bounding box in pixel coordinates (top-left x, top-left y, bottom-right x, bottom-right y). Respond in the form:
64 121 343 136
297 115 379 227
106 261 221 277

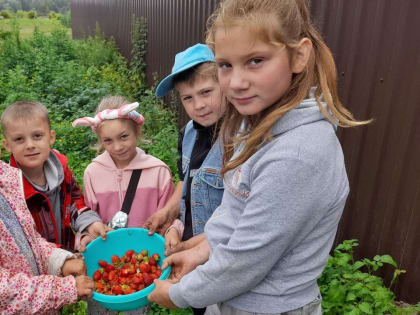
144 43 226 315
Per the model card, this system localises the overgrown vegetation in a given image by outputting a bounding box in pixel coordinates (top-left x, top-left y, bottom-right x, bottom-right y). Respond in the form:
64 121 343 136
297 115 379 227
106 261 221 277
0 16 71 39
319 240 420 314
0 18 178 186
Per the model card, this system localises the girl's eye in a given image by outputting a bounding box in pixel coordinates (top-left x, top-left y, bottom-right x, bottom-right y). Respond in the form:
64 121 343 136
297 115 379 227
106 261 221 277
202 89 212 95
249 58 264 66
34 134 43 139
103 139 111 144
14 137 23 143
121 134 128 139
182 96 192 102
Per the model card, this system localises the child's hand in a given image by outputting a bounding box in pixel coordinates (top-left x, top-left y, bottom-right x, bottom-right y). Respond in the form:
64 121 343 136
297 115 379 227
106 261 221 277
165 228 181 254
62 258 87 277
78 222 113 252
75 275 94 298
144 205 179 235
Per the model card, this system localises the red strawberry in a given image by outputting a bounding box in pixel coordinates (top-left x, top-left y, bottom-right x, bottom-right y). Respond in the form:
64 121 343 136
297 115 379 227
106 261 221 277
111 255 120 264
120 268 130 277
125 249 134 258
143 273 153 286
108 270 116 281
122 285 135 295
112 285 123 295
93 270 101 281
139 263 151 273
98 260 108 268
102 271 109 281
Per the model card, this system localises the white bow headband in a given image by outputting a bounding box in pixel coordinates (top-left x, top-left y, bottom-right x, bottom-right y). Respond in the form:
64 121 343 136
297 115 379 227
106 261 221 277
72 102 145 133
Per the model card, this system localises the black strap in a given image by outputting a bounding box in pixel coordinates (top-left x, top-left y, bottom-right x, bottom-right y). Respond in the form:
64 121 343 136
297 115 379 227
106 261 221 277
121 169 142 215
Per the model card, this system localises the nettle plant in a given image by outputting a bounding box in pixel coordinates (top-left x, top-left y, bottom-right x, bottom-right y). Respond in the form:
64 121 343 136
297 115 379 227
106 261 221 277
318 239 420 315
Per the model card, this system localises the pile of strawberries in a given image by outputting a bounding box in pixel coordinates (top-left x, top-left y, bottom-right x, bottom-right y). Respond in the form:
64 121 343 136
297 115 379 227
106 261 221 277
93 249 162 295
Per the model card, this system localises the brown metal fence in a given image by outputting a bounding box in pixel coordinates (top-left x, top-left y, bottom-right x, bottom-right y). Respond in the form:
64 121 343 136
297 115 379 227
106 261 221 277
311 0 420 303
71 0 220 124
71 0 420 303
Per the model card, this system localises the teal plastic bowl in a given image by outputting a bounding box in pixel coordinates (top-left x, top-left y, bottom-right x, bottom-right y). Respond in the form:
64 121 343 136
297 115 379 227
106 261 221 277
82 227 171 311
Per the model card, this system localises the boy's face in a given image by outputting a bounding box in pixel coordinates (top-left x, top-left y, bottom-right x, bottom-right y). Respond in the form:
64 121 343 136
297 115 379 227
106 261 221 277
176 76 226 127
2 117 55 174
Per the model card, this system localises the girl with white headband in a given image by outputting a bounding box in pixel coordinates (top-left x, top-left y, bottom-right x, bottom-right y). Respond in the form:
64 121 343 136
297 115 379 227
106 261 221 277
72 95 183 314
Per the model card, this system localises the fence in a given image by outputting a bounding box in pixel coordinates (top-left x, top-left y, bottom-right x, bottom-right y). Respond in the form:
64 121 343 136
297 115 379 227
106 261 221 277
71 0 420 303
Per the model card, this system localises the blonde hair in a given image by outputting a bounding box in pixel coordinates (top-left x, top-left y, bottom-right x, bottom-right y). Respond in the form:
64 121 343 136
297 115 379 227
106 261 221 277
1 101 50 135
94 95 142 153
173 61 218 90
206 0 371 176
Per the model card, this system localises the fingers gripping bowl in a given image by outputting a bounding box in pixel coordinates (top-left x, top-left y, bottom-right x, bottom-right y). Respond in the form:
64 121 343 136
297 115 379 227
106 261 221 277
82 228 171 311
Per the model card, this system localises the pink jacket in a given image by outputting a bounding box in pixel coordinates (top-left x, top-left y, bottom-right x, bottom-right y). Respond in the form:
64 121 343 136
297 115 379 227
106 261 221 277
83 147 175 227
0 161 77 314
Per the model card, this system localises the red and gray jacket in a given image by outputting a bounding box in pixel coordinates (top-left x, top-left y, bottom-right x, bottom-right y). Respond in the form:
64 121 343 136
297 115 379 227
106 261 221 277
10 150 87 249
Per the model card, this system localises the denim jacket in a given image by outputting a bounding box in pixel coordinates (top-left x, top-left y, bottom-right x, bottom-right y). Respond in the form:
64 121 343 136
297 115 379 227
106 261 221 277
179 120 224 235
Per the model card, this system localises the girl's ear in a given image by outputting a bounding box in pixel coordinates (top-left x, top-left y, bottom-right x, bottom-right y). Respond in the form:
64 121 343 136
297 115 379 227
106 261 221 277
291 38 313 74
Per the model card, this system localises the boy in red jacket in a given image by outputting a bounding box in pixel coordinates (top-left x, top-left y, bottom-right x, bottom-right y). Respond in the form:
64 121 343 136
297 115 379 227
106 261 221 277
1 101 106 249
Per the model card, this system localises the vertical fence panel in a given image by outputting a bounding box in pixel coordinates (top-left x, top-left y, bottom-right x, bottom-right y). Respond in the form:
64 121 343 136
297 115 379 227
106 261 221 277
310 0 420 303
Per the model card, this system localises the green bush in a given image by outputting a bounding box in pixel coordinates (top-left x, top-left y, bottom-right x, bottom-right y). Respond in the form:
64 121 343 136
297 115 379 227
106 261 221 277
61 300 88 315
0 30 13 40
48 11 62 20
27 10 37 19
16 10 27 18
0 10 13 19
48 11 56 19
319 240 420 314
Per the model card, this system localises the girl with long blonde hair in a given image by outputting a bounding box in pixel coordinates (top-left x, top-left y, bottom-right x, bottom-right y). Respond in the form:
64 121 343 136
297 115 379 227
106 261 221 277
149 1 370 313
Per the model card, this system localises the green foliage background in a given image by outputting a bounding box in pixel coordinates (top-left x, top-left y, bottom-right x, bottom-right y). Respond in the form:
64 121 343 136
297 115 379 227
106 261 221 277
1 16 419 315
0 23 179 186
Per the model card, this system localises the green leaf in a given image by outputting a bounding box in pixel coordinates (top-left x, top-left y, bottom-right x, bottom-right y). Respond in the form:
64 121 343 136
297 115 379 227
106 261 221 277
375 255 398 268
358 302 373 314
353 261 365 270
346 292 357 302
344 308 361 315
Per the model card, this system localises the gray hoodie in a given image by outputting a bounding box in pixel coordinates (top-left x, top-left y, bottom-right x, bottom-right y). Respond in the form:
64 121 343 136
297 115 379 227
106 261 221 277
25 152 64 243
169 95 349 313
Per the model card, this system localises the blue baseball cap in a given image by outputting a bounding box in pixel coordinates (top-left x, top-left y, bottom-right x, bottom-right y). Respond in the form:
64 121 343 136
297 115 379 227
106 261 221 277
155 43 215 97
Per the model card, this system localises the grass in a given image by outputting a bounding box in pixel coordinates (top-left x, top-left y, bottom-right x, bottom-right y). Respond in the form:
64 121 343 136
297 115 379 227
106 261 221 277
0 17 71 39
